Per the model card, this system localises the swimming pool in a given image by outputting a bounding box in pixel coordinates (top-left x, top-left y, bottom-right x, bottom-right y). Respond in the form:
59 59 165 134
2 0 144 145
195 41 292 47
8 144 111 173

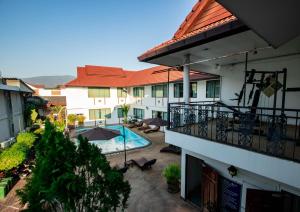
75 125 150 154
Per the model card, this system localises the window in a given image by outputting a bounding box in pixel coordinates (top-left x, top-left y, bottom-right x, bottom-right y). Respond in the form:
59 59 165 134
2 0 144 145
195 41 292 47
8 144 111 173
152 110 168 121
117 108 124 118
152 84 168 98
117 88 127 98
133 108 144 119
51 90 61 96
89 108 111 120
174 83 183 98
88 87 110 98
206 80 220 98
173 82 197 98
190 82 197 98
133 87 144 97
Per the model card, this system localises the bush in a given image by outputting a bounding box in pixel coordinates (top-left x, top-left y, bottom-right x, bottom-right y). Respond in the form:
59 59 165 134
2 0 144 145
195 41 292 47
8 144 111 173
17 132 37 148
67 114 77 125
163 164 181 184
0 132 37 172
77 115 86 125
0 143 28 171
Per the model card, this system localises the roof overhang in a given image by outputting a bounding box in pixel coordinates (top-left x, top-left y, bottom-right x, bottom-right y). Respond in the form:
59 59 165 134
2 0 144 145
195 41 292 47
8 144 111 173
217 0 300 48
138 20 248 62
140 30 300 74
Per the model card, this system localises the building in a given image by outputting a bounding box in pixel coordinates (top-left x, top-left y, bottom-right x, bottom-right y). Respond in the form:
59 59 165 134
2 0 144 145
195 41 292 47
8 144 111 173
64 65 218 126
27 84 67 107
139 0 300 211
0 78 33 143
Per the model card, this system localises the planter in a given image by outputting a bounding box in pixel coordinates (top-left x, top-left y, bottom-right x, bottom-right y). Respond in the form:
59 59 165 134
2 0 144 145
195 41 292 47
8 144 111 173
167 181 180 193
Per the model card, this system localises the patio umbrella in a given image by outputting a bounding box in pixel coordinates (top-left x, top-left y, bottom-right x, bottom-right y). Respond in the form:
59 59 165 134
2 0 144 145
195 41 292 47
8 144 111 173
77 127 120 140
143 117 168 126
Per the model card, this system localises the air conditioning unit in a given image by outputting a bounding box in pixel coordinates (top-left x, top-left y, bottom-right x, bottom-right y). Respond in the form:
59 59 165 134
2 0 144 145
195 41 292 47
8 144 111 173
0 137 16 149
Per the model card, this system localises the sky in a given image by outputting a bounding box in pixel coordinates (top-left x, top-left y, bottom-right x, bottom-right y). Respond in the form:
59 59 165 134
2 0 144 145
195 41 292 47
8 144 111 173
0 0 197 78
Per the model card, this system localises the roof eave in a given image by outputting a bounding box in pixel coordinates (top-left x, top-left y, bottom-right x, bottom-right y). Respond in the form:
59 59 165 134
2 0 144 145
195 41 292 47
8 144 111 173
138 20 248 62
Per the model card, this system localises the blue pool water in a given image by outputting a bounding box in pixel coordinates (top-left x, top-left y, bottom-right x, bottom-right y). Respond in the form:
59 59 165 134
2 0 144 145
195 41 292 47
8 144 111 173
76 125 150 154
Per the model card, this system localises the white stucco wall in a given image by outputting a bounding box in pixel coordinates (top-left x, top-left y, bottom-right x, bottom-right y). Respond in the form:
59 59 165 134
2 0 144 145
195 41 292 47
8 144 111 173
166 130 300 194
65 80 219 125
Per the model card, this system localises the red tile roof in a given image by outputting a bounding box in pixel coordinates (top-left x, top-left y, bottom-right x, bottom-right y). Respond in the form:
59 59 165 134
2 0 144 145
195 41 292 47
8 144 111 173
65 65 217 88
138 0 236 60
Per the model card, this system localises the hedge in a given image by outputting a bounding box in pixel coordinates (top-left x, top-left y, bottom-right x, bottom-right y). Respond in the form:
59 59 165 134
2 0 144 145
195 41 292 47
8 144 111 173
0 132 37 172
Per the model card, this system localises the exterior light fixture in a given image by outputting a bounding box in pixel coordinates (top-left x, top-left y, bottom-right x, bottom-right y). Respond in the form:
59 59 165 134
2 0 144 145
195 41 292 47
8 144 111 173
228 165 237 177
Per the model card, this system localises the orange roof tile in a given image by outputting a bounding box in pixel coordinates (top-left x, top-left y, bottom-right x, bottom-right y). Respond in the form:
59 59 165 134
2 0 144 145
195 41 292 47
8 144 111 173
65 65 217 88
138 0 236 60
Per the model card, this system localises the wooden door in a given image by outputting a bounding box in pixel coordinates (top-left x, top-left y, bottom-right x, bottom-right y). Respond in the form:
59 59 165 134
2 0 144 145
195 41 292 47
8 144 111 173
202 166 218 212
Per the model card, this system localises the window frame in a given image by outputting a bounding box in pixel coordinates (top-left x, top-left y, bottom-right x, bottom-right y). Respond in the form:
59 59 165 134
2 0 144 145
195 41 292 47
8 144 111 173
133 108 144 119
117 87 127 98
152 84 168 98
88 87 110 98
133 87 144 97
89 108 111 120
206 80 220 98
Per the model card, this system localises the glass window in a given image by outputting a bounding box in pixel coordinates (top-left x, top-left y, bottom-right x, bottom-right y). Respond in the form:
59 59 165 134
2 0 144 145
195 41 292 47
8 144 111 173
152 84 168 98
152 110 168 121
88 87 110 98
190 82 197 98
206 80 220 98
117 88 127 98
174 82 197 98
174 83 183 98
133 108 144 119
133 87 144 97
117 108 124 118
89 108 111 120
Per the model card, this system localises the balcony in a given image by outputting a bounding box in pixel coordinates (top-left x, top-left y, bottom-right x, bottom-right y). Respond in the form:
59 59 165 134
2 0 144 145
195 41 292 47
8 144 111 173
167 102 300 163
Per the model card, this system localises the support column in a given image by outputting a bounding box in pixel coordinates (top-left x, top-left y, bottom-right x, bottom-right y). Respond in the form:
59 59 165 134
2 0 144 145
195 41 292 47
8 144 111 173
183 54 190 104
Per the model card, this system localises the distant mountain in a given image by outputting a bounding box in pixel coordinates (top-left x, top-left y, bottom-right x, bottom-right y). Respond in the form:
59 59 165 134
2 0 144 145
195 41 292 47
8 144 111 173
22 75 75 88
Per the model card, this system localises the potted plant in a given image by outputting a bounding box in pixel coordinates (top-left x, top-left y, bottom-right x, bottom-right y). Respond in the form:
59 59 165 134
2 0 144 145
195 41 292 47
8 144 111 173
67 114 77 129
77 115 86 126
163 164 180 193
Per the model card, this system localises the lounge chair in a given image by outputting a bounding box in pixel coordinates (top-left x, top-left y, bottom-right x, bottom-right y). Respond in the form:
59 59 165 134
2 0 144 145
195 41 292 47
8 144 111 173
138 123 150 131
130 157 157 171
128 121 143 128
160 145 181 155
144 125 160 134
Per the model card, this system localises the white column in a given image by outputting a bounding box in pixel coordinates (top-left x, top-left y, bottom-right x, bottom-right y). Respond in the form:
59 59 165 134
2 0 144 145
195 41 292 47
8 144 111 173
183 54 190 104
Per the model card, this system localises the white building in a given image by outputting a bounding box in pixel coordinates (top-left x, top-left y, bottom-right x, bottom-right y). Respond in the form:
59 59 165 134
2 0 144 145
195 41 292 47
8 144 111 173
27 84 67 107
65 65 219 126
0 78 33 143
139 0 300 211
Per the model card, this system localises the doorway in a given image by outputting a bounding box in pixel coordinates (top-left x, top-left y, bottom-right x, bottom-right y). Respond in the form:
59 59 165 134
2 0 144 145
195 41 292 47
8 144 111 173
185 155 219 211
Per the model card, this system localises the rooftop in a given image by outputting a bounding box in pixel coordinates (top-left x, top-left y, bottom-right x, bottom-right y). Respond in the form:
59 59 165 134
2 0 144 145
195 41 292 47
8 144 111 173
65 65 218 88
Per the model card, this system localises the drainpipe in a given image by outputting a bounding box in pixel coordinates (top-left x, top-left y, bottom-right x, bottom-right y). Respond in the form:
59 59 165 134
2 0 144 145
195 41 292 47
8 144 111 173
183 54 190 104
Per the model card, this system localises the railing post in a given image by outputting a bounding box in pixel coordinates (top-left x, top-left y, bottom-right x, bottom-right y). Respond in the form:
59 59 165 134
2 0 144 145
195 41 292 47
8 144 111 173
167 103 171 130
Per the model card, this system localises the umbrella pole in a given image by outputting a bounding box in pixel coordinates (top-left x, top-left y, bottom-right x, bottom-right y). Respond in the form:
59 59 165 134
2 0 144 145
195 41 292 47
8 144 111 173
122 125 127 167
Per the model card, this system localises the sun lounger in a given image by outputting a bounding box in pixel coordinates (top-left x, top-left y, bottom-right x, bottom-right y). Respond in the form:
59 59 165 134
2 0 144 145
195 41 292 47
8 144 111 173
160 145 181 155
138 123 150 131
144 125 160 133
130 157 157 171
128 121 143 128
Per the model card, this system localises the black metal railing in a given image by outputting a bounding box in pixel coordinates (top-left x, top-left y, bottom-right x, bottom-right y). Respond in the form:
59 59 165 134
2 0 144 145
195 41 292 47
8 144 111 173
167 101 300 162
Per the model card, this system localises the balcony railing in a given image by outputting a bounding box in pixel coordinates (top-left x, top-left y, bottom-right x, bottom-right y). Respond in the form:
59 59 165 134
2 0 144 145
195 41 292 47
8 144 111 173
167 101 300 162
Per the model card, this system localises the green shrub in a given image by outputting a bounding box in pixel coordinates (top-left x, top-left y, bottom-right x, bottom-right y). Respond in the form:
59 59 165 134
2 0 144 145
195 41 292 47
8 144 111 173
163 164 181 184
0 132 37 172
0 143 28 171
67 114 77 125
17 132 37 148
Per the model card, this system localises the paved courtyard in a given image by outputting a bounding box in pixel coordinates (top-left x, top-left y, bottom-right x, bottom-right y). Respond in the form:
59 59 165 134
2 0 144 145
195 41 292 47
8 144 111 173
0 129 197 212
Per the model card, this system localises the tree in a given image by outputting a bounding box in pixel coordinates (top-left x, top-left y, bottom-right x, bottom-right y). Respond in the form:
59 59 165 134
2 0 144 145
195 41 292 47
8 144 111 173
120 104 130 124
17 121 130 211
